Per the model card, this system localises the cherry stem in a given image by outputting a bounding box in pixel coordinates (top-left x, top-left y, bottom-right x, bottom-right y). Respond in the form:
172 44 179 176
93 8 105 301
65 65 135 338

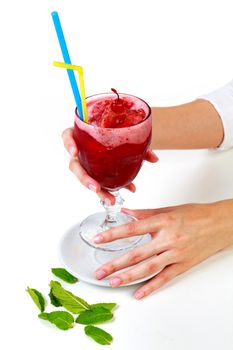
111 88 120 100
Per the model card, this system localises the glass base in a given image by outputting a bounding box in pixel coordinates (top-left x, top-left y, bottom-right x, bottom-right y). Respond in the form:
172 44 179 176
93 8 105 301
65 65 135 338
94 249 129 265
79 211 142 251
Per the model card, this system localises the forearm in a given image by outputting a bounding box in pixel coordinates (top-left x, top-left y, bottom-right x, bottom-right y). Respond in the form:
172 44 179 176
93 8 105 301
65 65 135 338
212 199 233 249
151 99 224 149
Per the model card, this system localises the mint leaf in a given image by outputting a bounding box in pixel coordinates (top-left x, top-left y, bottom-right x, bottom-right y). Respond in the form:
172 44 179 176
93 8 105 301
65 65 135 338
26 287 45 312
76 307 113 325
39 311 74 330
38 312 50 320
51 268 78 284
49 288 62 307
49 280 90 313
91 303 117 312
84 325 113 345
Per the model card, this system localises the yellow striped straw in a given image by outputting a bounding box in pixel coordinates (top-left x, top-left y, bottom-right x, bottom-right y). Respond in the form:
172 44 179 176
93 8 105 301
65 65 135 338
53 61 88 123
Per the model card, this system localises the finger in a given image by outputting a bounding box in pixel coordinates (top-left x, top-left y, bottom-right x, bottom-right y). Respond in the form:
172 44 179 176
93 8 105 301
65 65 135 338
144 150 159 163
69 158 101 193
95 239 159 279
134 263 182 299
62 128 78 157
121 207 175 220
124 183 136 193
108 252 174 287
93 215 164 244
97 189 116 205
69 159 116 204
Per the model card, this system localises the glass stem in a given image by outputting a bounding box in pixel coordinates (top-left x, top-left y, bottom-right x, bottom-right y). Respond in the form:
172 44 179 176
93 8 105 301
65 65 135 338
101 191 124 228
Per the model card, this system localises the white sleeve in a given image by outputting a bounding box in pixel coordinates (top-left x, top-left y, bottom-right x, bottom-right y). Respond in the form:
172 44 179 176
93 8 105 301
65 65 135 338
199 79 233 150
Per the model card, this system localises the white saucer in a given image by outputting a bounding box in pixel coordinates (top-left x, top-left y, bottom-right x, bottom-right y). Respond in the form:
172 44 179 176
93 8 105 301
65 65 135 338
58 223 159 287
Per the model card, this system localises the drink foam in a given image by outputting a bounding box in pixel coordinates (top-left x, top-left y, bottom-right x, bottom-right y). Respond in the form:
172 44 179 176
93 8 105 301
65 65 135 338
75 93 151 148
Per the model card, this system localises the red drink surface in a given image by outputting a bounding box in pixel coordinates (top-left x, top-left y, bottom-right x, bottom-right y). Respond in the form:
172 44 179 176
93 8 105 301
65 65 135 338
88 94 147 128
73 93 151 191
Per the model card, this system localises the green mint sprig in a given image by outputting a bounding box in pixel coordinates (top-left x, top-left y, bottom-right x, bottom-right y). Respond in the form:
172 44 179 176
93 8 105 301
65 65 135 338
26 287 45 312
39 311 74 330
27 271 117 345
49 280 90 313
85 325 113 345
48 287 62 307
76 307 113 325
51 268 78 284
90 303 117 312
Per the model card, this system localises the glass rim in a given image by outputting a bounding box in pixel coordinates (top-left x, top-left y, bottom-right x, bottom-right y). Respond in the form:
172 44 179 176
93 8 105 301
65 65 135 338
75 92 152 130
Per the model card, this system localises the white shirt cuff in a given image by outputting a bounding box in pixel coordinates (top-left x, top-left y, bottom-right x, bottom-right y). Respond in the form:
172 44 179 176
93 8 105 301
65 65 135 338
199 79 233 150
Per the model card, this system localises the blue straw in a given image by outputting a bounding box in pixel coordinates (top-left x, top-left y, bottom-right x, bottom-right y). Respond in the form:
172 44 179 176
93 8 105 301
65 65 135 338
51 11 83 120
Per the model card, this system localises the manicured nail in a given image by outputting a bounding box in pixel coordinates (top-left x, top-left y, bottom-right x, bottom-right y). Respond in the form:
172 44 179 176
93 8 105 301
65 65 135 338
95 270 106 279
109 277 121 287
134 291 145 300
69 145 76 157
88 183 97 192
104 198 111 206
94 234 104 243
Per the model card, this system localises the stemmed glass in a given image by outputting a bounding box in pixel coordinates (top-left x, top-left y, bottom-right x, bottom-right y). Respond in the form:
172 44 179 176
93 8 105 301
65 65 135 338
73 92 152 252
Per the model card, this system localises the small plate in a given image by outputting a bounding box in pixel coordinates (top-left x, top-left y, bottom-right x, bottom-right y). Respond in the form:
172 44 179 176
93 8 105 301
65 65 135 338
58 223 159 287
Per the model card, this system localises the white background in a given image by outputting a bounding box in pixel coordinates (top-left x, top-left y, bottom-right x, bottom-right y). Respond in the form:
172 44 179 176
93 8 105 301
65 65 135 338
1 1 233 349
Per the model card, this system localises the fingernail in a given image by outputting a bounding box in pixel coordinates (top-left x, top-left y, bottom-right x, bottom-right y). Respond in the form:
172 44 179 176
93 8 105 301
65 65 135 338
104 198 111 206
134 291 145 300
151 156 159 162
94 234 104 243
151 152 159 161
88 183 97 192
95 270 106 279
109 277 121 287
69 146 76 157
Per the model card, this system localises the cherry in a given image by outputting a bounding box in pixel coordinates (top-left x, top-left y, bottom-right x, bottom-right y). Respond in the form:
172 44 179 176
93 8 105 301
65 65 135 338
111 88 125 113
89 90 146 128
111 88 120 100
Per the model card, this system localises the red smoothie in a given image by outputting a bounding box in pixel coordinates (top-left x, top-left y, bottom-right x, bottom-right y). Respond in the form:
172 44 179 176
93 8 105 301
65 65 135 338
73 92 152 191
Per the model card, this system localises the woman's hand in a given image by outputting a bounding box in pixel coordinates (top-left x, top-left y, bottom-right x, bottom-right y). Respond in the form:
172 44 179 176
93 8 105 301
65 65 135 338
62 127 158 203
93 200 233 299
